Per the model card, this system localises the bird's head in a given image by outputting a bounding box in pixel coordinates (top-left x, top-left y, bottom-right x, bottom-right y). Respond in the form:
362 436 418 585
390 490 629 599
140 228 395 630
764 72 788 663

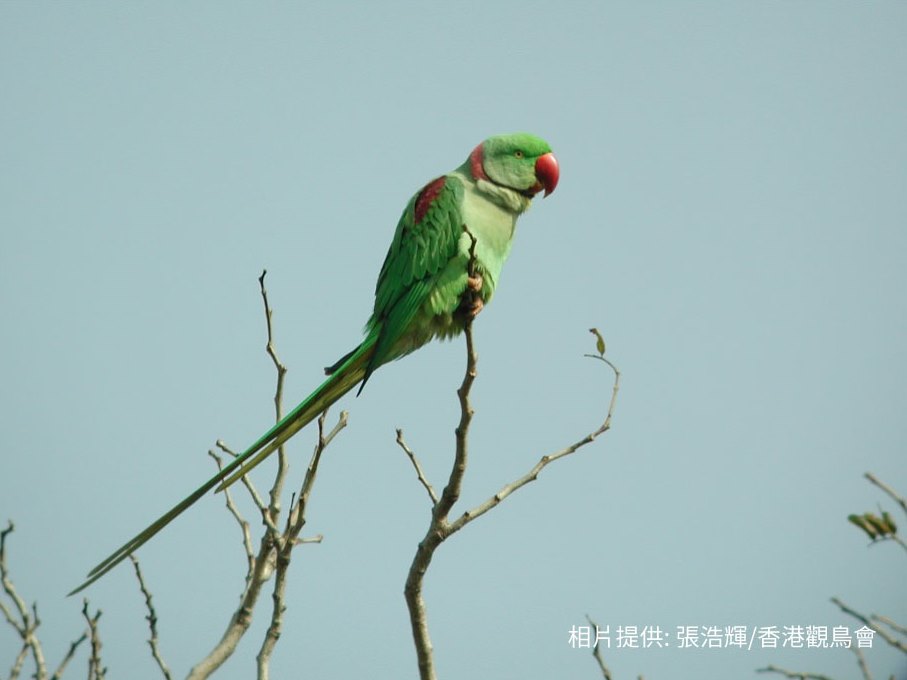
469 133 559 199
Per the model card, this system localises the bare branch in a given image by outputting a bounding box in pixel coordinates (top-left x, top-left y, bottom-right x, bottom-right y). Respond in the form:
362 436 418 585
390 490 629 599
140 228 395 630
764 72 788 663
851 645 873 680
208 449 256 578
402 223 623 679
189 273 340 679
81 600 105 680
215 440 276 533
2 521 49 680
186 531 274 680
448 354 619 535
3 521 91 680
879 533 907 556
401 233 621 680
585 615 613 680
259 270 291 530
1 523 30 634
756 664 836 680
129 556 171 680
297 534 324 545
10 643 28 680
403 316 478 680
0 597 17 633
831 597 907 653
257 410 345 680
49 631 88 680
259 269 288 379
397 429 439 505
864 472 907 518
872 614 907 638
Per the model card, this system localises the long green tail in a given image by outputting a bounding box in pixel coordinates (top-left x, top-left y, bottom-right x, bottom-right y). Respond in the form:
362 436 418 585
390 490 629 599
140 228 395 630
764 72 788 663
69 341 374 596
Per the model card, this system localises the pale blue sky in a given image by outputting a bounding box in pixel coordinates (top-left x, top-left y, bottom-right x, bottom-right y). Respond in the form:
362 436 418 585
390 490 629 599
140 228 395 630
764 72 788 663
2 2 906 678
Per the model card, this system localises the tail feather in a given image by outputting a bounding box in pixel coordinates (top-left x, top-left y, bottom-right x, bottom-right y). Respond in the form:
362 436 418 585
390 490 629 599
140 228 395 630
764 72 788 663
216 345 371 490
69 340 374 596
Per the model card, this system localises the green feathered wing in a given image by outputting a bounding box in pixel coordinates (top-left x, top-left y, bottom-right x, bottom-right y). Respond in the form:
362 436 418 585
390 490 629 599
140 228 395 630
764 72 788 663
70 175 468 595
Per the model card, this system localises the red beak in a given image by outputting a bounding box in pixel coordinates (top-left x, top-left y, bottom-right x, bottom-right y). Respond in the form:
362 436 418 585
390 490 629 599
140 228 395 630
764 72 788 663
534 152 559 197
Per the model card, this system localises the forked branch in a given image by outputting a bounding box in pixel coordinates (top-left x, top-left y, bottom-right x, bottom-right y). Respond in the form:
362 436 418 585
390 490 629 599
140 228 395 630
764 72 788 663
402 233 621 680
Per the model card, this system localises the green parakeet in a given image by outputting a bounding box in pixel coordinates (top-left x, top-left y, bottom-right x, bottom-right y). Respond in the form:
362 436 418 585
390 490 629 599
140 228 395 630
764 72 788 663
71 132 559 594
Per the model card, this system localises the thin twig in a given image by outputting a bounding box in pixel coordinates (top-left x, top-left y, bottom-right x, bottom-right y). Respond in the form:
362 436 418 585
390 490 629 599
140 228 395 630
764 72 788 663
447 354 619 535
396 429 439 505
187 276 285 680
864 472 907 517
208 449 256 578
215 440 275 529
872 614 907 637
186 530 273 680
1 523 30 634
878 533 907 555
2 522 89 679
259 270 291 530
188 273 340 679
404 320 477 680
756 665 836 680
49 631 88 680
0 597 17 631
129 556 172 680
585 615 613 680
257 410 345 680
216 440 284 543
1 521 49 680
851 645 873 680
81 600 105 680
831 597 907 653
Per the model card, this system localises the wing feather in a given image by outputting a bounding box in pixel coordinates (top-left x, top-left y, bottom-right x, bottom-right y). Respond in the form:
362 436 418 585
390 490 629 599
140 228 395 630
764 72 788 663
362 175 465 385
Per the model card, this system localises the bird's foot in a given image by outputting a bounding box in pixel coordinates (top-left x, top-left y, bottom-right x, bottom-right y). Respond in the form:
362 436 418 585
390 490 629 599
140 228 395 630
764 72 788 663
461 272 484 318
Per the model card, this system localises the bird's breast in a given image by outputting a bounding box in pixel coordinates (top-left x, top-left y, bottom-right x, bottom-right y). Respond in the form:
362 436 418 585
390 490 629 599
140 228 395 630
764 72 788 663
459 181 518 276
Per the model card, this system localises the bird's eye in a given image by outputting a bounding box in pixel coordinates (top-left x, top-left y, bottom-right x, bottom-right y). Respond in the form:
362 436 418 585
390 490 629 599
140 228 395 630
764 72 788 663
514 150 524 159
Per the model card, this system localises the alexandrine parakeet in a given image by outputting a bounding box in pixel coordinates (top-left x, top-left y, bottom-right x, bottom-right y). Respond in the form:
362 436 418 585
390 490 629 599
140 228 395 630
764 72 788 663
71 132 559 594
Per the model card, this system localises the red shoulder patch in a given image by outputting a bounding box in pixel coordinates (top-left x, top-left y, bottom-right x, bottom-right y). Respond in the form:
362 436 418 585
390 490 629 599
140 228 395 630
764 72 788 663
414 176 446 224
469 142 488 182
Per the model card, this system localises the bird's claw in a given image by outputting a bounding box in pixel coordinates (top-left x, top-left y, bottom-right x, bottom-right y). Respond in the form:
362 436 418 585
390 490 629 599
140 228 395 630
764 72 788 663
460 273 485 319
